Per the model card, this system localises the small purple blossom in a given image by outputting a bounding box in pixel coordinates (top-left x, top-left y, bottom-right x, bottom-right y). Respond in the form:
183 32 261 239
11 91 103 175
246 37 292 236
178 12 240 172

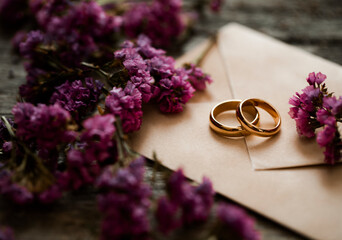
12 103 75 152
19 30 45 59
217 203 260 240
0 170 34 205
97 157 151 240
157 73 195 113
123 0 185 47
50 78 104 120
105 82 143 133
316 117 336 147
63 114 117 190
156 196 180 234
183 63 213 91
306 72 327 86
11 31 27 52
38 184 62 204
210 0 223 12
156 169 214 234
289 72 342 164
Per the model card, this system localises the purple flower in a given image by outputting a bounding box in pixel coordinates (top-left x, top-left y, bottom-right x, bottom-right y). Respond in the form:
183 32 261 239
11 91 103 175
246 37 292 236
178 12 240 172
156 169 214 233
0 225 15 240
63 114 117 190
38 184 62 204
293 108 316 138
288 79 324 138
210 0 223 12
11 31 27 53
0 170 34 205
289 72 342 165
81 114 116 144
105 82 143 133
323 144 341 165
19 30 45 59
156 196 180 234
157 73 195 113
50 78 104 120
12 103 75 152
123 0 185 47
306 72 326 86
183 63 213 91
63 148 102 190
136 34 165 59
217 203 260 240
323 96 342 116
43 0 122 66
97 157 151 240
147 55 175 79
317 118 336 147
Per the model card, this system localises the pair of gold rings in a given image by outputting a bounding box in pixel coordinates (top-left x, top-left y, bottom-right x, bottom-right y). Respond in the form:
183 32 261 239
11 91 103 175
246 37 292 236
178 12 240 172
209 99 281 137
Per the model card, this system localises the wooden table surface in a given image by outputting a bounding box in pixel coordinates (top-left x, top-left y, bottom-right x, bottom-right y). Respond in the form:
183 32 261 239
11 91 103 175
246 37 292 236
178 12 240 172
1 0 342 239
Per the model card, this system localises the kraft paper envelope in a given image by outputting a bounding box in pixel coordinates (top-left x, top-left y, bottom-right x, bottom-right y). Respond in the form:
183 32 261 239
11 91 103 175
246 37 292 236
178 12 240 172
129 23 342 240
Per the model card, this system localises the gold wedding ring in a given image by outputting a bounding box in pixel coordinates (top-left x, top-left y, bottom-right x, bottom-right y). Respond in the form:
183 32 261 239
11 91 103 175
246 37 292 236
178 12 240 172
209 100 259 137
236 98 281 137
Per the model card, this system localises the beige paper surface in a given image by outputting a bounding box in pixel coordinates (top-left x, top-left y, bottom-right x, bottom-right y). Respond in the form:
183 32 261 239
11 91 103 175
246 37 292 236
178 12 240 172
129 23 342 240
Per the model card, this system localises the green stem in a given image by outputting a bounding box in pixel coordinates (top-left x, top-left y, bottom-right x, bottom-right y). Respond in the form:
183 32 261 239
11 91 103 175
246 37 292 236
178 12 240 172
1 116 15 138
195 34 217 67
81 62 110 78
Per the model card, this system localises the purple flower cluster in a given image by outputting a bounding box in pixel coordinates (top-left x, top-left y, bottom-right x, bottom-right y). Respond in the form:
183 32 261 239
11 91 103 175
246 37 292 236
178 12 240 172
217 203 260 240
123 0 185 47
156 169 214 234
50 78 104 120
105 34 212 132
62 114 117 190
289 72 342 164
12 103 75 153
0 225 15 240
18 30 50 103
210 0 224 12
0 168 63 204
0 170 34 205
96 157 151 240
183 63 213 91
105 83 143 133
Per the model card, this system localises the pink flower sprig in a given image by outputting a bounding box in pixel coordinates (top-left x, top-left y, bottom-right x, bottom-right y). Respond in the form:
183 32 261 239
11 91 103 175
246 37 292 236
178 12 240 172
289 72 342 164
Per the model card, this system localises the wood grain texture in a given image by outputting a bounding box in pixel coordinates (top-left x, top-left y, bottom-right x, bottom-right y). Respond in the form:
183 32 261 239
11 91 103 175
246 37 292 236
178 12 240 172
1 0 342 239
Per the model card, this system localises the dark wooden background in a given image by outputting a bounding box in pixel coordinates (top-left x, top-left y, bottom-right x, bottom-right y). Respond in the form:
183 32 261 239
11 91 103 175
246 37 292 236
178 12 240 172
1 0 342 239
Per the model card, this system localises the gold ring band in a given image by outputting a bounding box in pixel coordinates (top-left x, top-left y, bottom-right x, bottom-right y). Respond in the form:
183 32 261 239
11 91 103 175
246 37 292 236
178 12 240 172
236 98 281 137
209 99 259 137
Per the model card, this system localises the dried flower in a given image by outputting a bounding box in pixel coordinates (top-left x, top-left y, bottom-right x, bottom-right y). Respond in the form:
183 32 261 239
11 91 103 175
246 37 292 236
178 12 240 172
123 0 184 47
97 157 151 240
105 82 143 133
289 72 342 164
156 169 214 234
217 203 260 240
12 103 75 152
50 78 104 120
183 63 213 91
62 114 117 190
